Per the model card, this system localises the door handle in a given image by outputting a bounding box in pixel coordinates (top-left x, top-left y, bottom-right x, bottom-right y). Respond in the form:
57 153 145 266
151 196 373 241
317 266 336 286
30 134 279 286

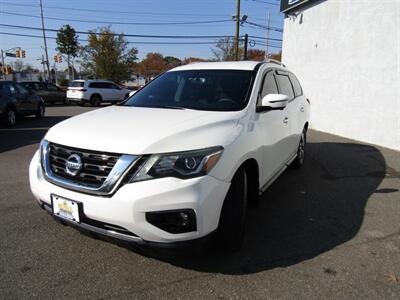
283 117 289 124
300 107 305 112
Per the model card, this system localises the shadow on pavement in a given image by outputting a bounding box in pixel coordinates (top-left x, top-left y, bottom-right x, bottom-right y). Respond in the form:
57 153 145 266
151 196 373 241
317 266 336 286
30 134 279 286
0 116 69 153
154 141 387 274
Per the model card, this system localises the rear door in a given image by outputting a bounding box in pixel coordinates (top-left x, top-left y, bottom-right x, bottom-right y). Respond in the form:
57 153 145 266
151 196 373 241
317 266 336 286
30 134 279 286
256 69 291 183
46 83 64 103
8 83 31 114
288 72 307 144
275 71 298 157
35 82 51 103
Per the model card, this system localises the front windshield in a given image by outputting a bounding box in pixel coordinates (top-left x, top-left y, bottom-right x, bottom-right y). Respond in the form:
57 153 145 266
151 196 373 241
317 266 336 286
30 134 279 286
123 70 254 111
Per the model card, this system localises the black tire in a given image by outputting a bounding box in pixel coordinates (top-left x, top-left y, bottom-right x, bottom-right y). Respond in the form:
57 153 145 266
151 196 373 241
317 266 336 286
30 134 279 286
63 97 70 105
217 167 248 252
36 104 45 118
290 129 306 169
90 94 102 106
5 109 17 127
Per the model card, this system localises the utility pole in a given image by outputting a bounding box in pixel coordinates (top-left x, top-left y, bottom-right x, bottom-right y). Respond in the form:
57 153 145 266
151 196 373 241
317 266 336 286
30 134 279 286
1 50 5 80
234 0 241 61
41 55 46 81
265 10 271 59
243 34 248 60
39 0 51 82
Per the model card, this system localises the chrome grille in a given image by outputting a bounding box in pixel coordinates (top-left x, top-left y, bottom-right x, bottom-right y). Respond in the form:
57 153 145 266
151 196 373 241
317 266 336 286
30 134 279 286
49 143 120 188
41 140 140 196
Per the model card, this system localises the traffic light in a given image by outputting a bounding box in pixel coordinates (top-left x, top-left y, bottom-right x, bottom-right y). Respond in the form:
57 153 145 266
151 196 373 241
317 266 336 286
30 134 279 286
15 50 21 58
21 50 26 58
54 54 62 63
54 55 58 62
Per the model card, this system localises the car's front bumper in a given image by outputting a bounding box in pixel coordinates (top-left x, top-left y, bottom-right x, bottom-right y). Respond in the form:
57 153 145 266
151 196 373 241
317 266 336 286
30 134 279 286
29 151 230 244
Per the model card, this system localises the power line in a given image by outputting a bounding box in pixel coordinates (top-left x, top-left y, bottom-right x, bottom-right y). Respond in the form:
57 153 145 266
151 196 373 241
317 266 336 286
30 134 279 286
0 2 230 18
0 23 236 39
0 31 224 45
248 0 279 5
0 31 283 48
0 11 233 26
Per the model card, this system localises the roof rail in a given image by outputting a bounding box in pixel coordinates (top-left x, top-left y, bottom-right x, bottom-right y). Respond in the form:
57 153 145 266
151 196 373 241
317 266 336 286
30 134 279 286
264 58 286 67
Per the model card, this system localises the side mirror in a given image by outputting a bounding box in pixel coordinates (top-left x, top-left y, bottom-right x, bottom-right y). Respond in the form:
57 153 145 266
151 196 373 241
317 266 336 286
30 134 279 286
258 94 289 111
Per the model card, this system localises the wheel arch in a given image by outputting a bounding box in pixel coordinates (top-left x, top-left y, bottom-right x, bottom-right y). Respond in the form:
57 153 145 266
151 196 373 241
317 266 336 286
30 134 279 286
234 158 260 206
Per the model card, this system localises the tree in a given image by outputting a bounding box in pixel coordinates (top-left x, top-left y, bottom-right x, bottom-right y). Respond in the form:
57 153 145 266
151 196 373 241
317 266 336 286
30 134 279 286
247 49 265 61
81 27 138 82
181 57 208 65
56 25 79 81
269 51 282 61
211 37 243 61
164 56 181 70
135 52 166 81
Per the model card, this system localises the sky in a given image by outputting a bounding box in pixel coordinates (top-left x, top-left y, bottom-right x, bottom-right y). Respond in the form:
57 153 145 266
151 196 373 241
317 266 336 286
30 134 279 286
0 0 284 70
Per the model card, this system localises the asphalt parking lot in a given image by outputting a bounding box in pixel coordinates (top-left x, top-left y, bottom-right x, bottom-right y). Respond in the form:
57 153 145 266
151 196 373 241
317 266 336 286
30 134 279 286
0 105 399 299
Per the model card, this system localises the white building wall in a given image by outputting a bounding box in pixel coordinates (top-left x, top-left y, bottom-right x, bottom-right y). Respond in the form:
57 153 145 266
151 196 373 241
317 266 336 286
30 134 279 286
282 0 400 150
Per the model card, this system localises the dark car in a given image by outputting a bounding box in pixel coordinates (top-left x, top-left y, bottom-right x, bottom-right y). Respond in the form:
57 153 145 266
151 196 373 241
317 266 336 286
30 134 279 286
0 81 45 126
20 81 67 105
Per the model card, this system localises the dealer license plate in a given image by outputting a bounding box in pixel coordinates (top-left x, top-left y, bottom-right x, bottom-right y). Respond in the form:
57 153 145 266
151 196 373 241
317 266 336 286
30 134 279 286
52 195 81 223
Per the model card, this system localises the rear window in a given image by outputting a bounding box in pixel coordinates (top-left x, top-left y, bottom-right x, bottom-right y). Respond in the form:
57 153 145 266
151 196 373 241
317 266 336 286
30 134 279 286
288 73 303 97
275 73 295 100
70 81 85 88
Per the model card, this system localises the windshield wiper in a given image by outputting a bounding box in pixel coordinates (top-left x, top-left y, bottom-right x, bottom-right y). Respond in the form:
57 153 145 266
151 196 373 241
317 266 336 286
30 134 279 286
146 105 186 110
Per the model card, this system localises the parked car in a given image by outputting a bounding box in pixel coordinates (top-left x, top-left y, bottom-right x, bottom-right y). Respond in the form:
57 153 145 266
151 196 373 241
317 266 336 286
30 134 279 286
0 81 45 126
20 81 67 105
66 80 131 106
29 60 309 251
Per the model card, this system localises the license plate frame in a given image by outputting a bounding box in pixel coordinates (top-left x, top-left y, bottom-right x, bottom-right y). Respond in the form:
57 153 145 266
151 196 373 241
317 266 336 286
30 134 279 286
51 194 82 223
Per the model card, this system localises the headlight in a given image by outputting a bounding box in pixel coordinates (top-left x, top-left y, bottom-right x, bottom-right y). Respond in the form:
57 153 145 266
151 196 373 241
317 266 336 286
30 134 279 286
130 146 223 182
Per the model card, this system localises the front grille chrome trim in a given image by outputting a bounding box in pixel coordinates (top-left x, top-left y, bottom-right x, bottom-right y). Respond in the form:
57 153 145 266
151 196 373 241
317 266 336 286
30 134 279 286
41 140 140 196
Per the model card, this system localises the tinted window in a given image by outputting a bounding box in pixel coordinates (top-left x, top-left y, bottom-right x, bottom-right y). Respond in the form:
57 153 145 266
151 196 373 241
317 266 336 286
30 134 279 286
124 70 254 112
20 82 32 90
7 84 16 94
14 83 28 94
275 73 294 100
70 81 85 87
47 84 58 91
0 83 3 96
35 83 47 90
288 73 302 97
261 71 278 98
89 82 109 88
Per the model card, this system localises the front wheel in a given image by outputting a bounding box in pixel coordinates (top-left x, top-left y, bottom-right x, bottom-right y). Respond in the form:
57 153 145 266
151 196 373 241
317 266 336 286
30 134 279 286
36 104 45 118
5 109 17 127
290 129 306 169
90 95 102 107
217 167 248 252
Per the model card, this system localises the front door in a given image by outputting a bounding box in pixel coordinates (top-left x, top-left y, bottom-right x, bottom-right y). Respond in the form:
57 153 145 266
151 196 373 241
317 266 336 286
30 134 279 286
255 69 291 184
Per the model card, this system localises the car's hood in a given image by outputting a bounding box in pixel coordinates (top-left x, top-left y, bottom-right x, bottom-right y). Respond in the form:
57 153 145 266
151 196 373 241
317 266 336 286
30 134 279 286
45 106 245 154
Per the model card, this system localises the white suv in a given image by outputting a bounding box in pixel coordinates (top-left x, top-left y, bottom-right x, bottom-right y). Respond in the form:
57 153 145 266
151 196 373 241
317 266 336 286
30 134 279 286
66 80 131 106
30 60 310 251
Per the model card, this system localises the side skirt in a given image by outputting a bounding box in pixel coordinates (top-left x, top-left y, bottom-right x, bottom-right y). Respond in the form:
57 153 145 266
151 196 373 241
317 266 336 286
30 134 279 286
259 152 297 193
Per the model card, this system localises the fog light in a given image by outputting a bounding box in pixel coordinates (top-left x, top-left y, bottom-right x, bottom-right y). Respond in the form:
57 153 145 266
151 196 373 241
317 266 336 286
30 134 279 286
146 209 196 234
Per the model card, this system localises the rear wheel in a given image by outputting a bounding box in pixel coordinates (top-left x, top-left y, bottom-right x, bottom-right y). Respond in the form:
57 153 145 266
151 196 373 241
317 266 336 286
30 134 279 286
36 104 45 118
5 109 17 127
217 167 248 252
90 94 102 106
290 129 306 169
